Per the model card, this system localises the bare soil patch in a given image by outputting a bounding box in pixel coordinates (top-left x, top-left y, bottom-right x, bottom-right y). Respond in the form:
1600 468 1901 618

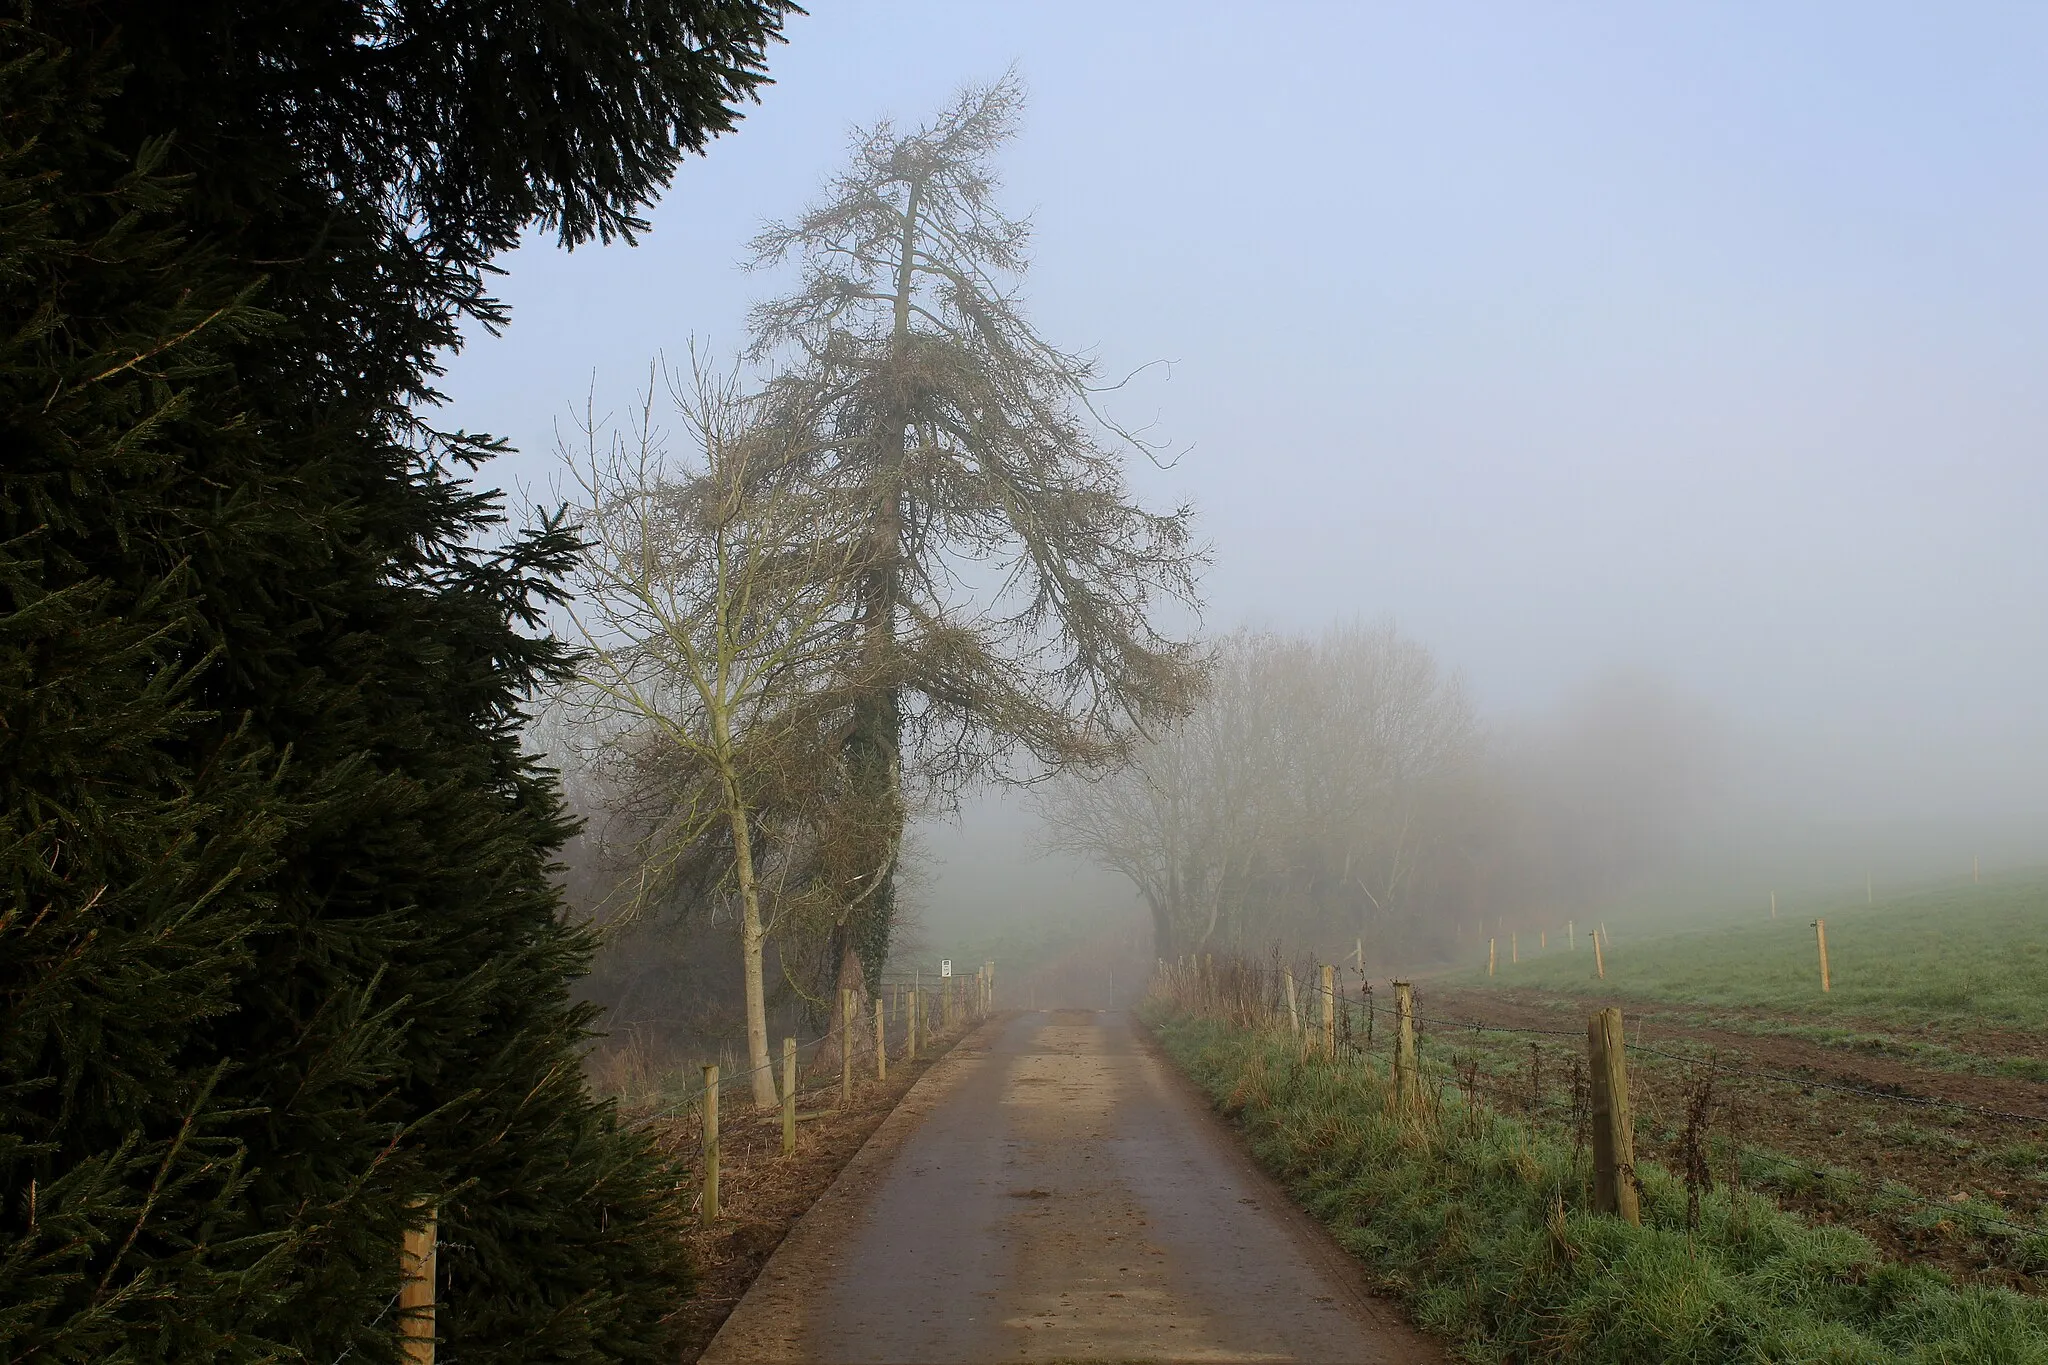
1422 985 2048 1287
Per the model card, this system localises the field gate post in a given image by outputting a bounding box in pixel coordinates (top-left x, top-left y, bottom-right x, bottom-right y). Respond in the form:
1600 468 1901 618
701 1064 720 1226
1586 1008 1639 1225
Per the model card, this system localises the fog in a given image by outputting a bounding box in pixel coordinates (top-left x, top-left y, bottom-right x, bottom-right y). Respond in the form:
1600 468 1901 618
444 4 2048 997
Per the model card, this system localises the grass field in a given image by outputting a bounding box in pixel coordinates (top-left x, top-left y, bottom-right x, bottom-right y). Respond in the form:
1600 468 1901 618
1403 870 2048 1293
1456 871 2048 1039
1146 1006 2048 1363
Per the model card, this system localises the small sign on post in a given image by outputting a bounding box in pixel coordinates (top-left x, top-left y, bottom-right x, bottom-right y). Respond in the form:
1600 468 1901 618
940 959 952 978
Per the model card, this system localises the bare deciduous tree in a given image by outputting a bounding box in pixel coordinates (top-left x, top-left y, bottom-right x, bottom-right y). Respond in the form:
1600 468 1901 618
559 355 863 1109
1039 625 1479 962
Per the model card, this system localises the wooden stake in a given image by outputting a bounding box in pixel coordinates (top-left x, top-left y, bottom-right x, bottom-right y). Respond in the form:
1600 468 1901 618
1488 937 1496 977
874 996 887 1081
1541 930 1546 952
1593 930 1606 980
701 1064 720 1225
781 1037 796 1156
909 986 920 1058
1321 963 1336 1057
400 1200 437 1364
839 990 852 1107
1283 968 1301 1035
1587 1008 1639 1225
1813 918 1830 993
1770 891 1777 919
1512 933 1519 965
1393 981 1418 1112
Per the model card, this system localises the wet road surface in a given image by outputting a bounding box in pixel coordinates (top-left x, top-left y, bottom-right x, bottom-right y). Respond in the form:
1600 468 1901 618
703 1009 1443 1364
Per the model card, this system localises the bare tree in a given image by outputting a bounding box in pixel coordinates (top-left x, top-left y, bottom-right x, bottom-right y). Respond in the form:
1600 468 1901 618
1040 625 1479 963
745 72 1204 1002
558 355 861 1109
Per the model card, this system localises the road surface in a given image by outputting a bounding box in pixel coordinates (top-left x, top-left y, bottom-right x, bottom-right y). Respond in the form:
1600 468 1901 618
703 1008 1443 1364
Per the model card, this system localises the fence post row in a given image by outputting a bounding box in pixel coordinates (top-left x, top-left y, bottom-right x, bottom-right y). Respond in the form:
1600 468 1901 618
701 1063 721 1226
1586 1007 1639 1226
400 1200 437 1364
781 1037 796 1156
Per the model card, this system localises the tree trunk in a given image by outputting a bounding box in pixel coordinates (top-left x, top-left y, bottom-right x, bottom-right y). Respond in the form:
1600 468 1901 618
837 175 925 992
722 766 778 1111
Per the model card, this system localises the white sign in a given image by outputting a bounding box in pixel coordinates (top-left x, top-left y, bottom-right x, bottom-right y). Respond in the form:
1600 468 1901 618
940 959 953 977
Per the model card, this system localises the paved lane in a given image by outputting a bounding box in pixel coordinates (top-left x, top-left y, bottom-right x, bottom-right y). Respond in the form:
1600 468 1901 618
704 1009 1442 1364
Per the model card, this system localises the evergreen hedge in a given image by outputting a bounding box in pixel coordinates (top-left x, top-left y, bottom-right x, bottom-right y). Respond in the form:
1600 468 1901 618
2 3 789 1358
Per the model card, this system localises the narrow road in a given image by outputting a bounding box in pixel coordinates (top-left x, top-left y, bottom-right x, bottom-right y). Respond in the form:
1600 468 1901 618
703 1009 1443 1364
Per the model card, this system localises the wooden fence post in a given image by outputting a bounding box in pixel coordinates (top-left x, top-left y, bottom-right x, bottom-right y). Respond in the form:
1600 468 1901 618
1283 968 1300 1036
1569 919 1576 951
1593 928 1606 980
909 986 920 1058
1512 933 1519 965
781 1037 796 1157
701 1064 720 1226
1488 937 1496 977
400 1200 437 1364
1813 918 1830 993
875 996 887 1081
1321 963 1336 1057
839 991 852 1107
1393 981 1418 1112
1587 1008 1639 1225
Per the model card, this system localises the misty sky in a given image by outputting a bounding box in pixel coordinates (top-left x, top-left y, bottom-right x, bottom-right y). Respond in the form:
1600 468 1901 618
444 2 2048 892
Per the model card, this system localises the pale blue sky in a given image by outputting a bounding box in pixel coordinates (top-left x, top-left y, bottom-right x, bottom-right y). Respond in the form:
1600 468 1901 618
446 2 2048 841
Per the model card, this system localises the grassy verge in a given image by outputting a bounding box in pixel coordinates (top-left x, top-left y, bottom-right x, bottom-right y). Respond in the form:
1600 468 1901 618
1148 1007 2048 1363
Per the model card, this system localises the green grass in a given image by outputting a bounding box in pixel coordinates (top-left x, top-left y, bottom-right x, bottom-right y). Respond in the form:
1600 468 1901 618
1468 873 2048 1035
1149 1008 2048 1364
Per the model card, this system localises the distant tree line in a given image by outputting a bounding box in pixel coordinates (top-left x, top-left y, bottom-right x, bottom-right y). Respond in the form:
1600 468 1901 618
1039 625 1718 966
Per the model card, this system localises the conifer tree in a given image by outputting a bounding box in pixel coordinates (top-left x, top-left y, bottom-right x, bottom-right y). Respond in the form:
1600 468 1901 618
747 74 1205 1004
1 2 790 1358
